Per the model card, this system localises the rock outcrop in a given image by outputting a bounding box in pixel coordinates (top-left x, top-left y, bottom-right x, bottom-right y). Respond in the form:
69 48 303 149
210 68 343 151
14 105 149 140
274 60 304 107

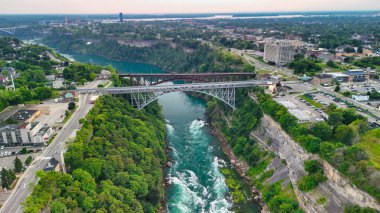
252 114 380 212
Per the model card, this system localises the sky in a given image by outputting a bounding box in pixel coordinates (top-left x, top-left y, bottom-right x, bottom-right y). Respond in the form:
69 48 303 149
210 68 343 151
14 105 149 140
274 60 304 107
1 0 380 14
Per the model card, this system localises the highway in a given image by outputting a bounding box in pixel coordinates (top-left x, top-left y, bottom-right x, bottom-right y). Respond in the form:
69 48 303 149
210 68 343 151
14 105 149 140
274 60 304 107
0 81 100 213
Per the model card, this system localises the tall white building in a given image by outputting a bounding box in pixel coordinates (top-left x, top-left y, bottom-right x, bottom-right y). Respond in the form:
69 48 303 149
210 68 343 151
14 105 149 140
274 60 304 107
264 40 297 65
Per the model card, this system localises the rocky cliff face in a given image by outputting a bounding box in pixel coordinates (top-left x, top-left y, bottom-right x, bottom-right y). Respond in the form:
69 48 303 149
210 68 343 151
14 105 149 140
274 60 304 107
252 114 380 212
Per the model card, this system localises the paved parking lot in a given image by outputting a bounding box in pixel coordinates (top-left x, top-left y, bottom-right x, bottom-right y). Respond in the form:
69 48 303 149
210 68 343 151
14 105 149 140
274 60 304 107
273 94 324 122
0 153 40 170
340 80 380 94
309 92 378 123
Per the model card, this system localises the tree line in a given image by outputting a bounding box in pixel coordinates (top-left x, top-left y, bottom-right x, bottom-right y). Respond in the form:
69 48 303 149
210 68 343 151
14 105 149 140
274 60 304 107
23 96 167 213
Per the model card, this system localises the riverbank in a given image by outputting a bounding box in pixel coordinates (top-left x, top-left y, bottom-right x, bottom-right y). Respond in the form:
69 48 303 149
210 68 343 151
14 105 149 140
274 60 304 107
210 125 269 213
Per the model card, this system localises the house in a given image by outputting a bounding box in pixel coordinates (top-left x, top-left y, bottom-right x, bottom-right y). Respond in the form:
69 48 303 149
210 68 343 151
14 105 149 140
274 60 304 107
318 53 335 63
43 158 60 172
335 45 353 53
96 70 112 79
362 48 373 56
268 84 277 94
0 75 6 86
46 75 56 82
1 67 16 77
62 91 77 102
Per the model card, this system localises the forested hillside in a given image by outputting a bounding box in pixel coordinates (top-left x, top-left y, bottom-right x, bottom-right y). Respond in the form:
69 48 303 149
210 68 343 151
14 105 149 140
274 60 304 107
42 25 254 73
23 96 167 213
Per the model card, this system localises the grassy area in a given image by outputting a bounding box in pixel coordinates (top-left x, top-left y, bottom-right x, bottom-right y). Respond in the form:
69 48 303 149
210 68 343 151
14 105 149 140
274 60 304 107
63 106 78 124
375 65 380 72
47 133 57 145
280 182 298 201
299 95 323 108
356 128 380 169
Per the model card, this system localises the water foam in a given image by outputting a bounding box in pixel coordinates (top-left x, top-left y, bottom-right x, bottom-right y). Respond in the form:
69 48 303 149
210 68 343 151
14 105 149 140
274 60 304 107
166 123 175 135
167 119 233 213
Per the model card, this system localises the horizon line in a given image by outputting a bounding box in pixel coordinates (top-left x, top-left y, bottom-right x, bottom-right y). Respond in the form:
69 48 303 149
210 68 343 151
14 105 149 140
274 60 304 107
0 9 379 16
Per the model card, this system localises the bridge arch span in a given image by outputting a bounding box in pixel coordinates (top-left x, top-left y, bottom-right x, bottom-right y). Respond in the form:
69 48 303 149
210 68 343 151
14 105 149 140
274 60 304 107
130 87 236 110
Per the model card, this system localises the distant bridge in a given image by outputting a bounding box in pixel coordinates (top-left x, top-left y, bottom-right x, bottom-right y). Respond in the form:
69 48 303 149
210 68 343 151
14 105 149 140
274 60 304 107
118 72 256 86
77 80 271 109
0 28 16 35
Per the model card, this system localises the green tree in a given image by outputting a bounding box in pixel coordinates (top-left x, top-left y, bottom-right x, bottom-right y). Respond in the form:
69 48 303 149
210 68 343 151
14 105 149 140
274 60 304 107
1 168 15 189
311 122 332 141
68 102 76 111
33 87 52 100
25 156 33 166
304 160 322 174
334 85 341 92
334 125 356 145
14 157 23 173
328 112 343 126
50 201 67 213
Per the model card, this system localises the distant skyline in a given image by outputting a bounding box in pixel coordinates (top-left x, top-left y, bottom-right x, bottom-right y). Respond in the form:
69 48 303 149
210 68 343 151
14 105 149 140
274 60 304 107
1 0 380 14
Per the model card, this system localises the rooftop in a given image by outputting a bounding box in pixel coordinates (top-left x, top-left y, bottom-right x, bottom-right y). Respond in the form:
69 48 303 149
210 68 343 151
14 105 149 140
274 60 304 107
43 158 59 171
288 109 311 121
11 110 39 123
344 69 368 75
278 100 297 109
327 72 349 78
314 74 332 79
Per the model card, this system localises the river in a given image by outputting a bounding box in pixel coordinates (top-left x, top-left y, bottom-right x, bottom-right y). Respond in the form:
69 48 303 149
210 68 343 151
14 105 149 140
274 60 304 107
57 53 260 212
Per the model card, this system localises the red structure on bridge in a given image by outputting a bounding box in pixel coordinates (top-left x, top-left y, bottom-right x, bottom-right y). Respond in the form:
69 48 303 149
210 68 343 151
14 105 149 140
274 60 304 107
118 72 256 85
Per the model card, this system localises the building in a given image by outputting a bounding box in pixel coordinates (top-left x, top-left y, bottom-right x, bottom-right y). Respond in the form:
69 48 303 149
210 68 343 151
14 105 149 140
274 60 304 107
62 91 77 102
1 67 16 77
318 52 335 63
352 95 369 102
43 158 60 172
96 70 112 80
264 40 296 65
327 72 349 82
0 122 52 146
119 12 123 22
46 75 56 82
278 100 297 110
288 109 311 123
0 75 6 86
344 69 370 82
11 110 40 123
312 74 333 85
268 84 277 94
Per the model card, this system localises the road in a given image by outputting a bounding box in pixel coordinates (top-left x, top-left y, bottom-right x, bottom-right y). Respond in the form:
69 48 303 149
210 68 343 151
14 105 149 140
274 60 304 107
0 80 101 213
229 48 296 77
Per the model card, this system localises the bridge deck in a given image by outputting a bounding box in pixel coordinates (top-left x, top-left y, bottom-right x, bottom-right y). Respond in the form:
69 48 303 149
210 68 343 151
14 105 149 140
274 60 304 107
77 80 270 94
118 72 256 77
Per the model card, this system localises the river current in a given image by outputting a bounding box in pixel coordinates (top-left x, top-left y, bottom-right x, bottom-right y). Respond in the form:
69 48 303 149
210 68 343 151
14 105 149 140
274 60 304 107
53 53 260 213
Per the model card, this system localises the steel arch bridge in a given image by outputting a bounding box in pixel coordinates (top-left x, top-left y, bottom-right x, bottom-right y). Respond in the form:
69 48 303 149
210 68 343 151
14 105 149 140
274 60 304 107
0 28 16 35
118 72 256 86
77 80 271 110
